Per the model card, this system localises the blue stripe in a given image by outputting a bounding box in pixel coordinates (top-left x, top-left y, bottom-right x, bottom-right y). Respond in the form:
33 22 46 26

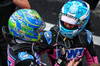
17 10 25 19
16 20 22 30
10 28 18 37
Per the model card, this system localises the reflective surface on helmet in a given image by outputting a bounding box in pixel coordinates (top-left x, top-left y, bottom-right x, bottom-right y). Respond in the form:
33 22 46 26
35 21 46 33
59 1 90 38
8 9 44 41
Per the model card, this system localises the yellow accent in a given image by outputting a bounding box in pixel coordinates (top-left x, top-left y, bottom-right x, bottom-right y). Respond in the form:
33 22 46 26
63 37 67 41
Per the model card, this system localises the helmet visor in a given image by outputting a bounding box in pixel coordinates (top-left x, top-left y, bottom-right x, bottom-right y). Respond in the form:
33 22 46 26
61 15 77 25
60 14 84 30
35 21 46 33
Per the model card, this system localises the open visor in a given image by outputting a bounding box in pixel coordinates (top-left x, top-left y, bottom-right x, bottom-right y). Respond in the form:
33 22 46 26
60 14 84 29
35 21 46 33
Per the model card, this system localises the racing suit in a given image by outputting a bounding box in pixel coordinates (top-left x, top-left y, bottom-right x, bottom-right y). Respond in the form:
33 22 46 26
2 26 41 66
37 25 98 66
7 43 41 66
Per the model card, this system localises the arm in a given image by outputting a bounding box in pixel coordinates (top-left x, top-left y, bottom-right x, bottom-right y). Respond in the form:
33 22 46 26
13 0 31 9
84 30 98 66
90 63 100 66
34 33 50 56
84 41 98 66
37 30 53 56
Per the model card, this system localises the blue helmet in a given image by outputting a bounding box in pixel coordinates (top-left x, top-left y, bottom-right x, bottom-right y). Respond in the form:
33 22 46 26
59 1 90 38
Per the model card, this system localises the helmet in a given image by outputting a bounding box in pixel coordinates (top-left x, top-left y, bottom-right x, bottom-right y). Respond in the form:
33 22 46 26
59 1 90 38
8 9 45 42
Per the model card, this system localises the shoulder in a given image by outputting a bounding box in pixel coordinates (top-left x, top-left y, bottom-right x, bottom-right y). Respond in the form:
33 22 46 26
80 29 93 44
17 52 40 66
43 25 59 45
85 29 93 44
44 31 52 45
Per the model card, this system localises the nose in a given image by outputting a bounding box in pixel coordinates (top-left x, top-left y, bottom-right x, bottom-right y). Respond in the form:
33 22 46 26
66 24 70 28
64 22 70 28
64 22 75 29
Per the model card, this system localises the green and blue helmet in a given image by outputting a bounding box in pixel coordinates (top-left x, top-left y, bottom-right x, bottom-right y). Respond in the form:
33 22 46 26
8 9 45 42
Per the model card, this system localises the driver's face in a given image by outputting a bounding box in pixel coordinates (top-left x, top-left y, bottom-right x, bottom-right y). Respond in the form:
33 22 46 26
61 15 76 29
63 21 75 29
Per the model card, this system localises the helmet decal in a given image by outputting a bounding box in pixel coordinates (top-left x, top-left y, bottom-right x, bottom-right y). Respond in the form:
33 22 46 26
59 1 90 38
8 9 45 41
